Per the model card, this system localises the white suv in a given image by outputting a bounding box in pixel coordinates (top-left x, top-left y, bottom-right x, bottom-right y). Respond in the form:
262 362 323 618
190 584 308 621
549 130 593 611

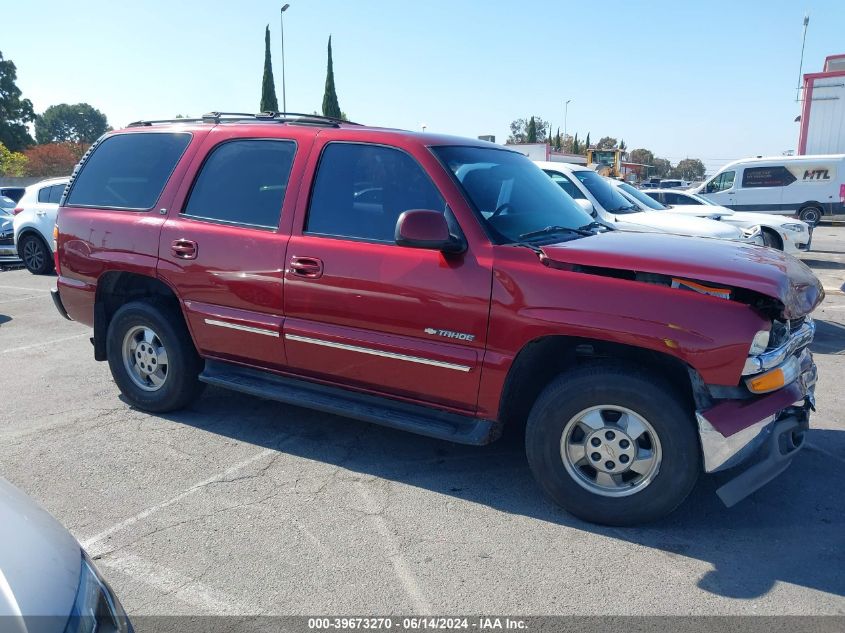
12 177 69 274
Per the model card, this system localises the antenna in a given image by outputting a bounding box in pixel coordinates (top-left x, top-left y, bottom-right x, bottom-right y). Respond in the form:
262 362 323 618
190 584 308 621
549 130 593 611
796 13 810 102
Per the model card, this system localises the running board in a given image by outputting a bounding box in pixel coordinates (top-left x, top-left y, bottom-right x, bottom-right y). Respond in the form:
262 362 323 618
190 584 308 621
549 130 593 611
199 360 499 445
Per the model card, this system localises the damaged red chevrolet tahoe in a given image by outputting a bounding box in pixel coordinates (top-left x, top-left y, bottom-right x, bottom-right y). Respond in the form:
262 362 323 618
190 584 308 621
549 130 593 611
51 113 822 525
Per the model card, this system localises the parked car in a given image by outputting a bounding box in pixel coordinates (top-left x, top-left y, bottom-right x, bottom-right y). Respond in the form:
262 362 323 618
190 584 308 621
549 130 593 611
690 154 845 226
534 161 756 243
0 476 132 632
642 187 812 253
12 177 69 274
0 186 26 203
659 179 690 189
53 113 821 526
1 202 20 265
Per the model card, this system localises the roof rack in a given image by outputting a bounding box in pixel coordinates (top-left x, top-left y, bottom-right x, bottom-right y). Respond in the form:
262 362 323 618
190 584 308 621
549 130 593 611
127 111 359 128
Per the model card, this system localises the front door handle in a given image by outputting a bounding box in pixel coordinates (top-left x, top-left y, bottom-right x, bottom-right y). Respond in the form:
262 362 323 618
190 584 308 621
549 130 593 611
171 239 198 260
290 256 323 278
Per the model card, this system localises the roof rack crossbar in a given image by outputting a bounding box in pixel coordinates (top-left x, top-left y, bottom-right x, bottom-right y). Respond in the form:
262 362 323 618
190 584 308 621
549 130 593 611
127 111 360 128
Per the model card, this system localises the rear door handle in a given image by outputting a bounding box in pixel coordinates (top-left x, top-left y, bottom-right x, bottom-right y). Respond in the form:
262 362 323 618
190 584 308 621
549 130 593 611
290 256 323 278
171 239 198 260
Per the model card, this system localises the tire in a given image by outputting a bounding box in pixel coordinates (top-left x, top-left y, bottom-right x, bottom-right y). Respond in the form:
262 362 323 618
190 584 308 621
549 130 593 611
761 229 782 250
525 362 700 526
798 206 821 226
106 300 205 412
19 233 54 275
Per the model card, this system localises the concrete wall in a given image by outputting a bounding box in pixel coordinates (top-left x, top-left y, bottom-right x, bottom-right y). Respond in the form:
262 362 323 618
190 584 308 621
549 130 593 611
0 177 43 188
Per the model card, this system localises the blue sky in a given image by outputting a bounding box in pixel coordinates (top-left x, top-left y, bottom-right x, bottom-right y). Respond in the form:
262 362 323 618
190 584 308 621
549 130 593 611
5 0 845 173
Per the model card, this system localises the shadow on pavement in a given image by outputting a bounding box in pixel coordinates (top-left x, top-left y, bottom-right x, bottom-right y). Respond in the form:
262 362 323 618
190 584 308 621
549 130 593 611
812 319 845 354
0 315 11 326
151 385 845 602
801 258 845 270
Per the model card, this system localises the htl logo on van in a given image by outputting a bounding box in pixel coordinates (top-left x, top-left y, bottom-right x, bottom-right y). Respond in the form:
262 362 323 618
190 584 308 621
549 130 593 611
803 169 831 180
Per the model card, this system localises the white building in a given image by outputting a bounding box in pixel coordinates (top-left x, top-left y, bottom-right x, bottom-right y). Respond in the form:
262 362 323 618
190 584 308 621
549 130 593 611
504 143 588 165
798 54 845 155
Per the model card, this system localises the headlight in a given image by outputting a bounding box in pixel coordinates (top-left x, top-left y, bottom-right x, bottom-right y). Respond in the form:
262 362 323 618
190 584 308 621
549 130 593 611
63 552 131 633
782 223 806 233
749 329 771 355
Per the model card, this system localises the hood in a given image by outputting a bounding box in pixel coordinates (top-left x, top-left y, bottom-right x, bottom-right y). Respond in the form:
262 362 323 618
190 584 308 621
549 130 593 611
666 204 736 218
0 478 80 619
539 231 824 318
730 211 807 228
612 210 743 239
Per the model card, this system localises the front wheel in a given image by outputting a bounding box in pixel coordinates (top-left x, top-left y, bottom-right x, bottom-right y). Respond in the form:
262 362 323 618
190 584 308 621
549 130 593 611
798 206 821 226
525 362 700 526
106 301 204 412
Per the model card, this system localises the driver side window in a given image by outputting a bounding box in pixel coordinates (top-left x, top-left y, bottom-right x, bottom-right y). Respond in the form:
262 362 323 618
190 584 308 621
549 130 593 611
707 171 735 193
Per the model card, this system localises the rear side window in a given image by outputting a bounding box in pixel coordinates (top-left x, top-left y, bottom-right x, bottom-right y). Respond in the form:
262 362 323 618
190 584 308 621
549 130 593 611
306 143 444 243
48 185 64 204
183 140 296 229
742 166 797 188
66 133 191 210
37 186 51 203
665 192 700 205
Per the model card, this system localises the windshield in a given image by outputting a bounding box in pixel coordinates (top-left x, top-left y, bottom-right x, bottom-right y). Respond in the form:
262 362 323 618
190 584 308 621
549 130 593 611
433 146 593 244
571 170 637 214
617 182 666 210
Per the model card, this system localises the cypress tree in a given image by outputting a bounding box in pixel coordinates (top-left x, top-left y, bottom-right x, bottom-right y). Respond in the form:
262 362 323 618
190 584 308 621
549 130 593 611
526 116 537 143
585 132 591 151
322 36 342 119
573 133 580 154
260 25 279 112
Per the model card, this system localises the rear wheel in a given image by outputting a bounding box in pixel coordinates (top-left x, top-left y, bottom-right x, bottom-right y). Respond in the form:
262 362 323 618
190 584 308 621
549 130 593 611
106 301 204 412
798 206 821 226
525 362 700 526
19 233 54 275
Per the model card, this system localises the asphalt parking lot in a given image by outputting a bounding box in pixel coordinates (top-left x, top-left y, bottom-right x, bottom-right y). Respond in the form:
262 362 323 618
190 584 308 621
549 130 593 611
1 227 843 617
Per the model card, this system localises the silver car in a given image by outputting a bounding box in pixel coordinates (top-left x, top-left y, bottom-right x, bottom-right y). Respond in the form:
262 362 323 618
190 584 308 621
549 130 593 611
0 477 132 633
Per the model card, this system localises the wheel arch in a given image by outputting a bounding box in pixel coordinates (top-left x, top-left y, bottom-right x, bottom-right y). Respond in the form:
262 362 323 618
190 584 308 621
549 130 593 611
761 226 784 250
93 271 186 361
497 335 696 436
15 227 51 257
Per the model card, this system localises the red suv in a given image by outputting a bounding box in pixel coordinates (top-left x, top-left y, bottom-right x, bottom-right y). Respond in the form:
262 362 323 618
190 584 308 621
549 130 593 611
52 113 822 525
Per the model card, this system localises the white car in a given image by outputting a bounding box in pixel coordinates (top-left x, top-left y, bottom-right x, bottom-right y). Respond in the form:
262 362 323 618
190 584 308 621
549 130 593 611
533 162 753 243
0 477 132 632
12 177 69 274
637 187 812 254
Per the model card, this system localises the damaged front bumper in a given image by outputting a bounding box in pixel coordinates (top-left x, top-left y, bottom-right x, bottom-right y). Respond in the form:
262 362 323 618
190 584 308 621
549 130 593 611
696 347 817 507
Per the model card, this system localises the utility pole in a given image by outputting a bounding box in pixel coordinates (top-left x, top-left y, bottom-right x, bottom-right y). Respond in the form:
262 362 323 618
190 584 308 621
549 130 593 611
280 4 290 112
796 13 809 103
564 99 571 147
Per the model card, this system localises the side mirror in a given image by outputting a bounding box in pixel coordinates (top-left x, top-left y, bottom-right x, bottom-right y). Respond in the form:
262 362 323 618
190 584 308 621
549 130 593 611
575 198 596 217
395 210 465 253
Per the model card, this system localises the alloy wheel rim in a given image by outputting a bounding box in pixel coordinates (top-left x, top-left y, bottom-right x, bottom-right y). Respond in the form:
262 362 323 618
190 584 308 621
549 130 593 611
122 325 169 392
560 405 662 497
23 239 43 270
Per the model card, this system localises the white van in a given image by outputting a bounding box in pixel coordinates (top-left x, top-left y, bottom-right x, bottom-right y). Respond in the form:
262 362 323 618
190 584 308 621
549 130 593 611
692 154 845 225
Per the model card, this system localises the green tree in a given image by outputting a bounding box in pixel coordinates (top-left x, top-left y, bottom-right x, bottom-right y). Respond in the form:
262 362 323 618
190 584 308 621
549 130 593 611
619 138 626 151
651 157 672 178
0 51 35 151
670 158 706 181
0 141 28 176
35 103 110 145
596 136 618 150
572 133 580 155
628 148 654 167
507 117 548 144
322 36 342 119
260 25 279 112
526 116 537 143
584 132 591 150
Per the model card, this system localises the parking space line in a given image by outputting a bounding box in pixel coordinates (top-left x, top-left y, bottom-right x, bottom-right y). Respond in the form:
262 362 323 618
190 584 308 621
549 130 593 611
0 334 88 355
99 553 258 615
0 284 48 293
82 447 278 552
354 481 431 614
0 295 47 304
823 286 844 295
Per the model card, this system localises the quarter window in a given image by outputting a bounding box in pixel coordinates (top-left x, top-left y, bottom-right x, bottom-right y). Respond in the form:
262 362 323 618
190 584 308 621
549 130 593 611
48 185 64 204
37 186 51 203
741 166 797 188
306 143 444 243
183 140 296 228
67 132 191 210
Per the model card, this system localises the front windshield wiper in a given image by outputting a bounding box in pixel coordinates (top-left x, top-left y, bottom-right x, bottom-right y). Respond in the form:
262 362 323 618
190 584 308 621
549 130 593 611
519 225 595 240
577 220 613 232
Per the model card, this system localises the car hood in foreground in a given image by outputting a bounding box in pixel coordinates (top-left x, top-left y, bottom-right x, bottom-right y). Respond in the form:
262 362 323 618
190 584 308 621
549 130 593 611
539 231 824 318
0 478 79 619
612 210 743 239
